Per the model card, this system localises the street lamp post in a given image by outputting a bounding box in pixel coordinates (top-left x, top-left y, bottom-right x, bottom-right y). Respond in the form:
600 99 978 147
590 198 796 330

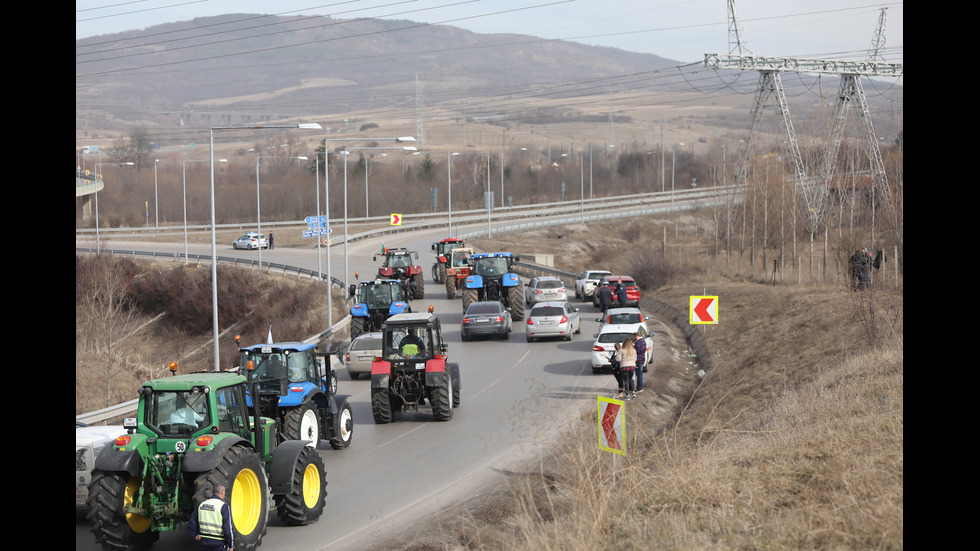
209 122 322 372
154 159 159 228
183 158 226 263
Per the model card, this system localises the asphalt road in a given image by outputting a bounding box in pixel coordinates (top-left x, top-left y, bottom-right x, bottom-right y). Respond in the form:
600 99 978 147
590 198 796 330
75 223 662 551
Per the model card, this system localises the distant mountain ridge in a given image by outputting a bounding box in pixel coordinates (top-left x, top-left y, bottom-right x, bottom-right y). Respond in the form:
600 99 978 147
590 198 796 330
76 14 682 135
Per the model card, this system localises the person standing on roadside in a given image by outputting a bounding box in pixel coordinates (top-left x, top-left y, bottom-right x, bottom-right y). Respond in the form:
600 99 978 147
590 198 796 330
633 331 647 393
609 343 624 398
269 232 275 250
615 280 628 307
189 484 234 551
620 336 637 400
596 281 614 317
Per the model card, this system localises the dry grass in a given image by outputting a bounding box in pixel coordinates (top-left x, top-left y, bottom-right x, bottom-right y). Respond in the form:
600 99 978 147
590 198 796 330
377 219 903 550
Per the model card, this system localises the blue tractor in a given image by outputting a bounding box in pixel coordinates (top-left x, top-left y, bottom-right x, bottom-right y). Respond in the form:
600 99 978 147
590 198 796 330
348 278 413 339
238 340 354 450
462 252 524 321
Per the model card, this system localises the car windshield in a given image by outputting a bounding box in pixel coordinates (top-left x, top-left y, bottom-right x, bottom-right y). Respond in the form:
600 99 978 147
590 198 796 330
608 313 642 324
536 280 563 289
466 303 502 315
350 338 381 352
531 306 564 317
597 332 631 344
473 257 509 277
145 389 210 436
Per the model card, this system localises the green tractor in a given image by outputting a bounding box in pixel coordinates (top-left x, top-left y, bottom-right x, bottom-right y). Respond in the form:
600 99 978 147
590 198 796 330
86 368 328 551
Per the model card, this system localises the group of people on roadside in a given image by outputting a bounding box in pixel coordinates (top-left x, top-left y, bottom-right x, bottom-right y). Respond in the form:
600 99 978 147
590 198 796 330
607 331 648 400
595 280 629 316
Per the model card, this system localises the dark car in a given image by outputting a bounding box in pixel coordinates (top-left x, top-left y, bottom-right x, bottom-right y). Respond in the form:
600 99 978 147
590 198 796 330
461 301 512 340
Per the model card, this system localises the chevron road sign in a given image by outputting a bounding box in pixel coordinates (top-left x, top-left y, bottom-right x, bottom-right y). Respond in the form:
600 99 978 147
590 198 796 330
598 396 626 456
690 295 718 324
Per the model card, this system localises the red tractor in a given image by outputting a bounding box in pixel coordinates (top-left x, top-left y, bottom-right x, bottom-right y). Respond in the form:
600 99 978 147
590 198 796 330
430 238 465 284
444 247 474 299
375 248 425 299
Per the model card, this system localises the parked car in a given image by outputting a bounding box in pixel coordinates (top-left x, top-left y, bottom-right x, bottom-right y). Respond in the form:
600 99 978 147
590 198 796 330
461 301 512 340
592 275 640 308
524 276 568 306
345 332 383 379
76 424 128 512
590 324 653 373
232 232 268 250
526 301 581 342
597 307 649 333
575 270 611 301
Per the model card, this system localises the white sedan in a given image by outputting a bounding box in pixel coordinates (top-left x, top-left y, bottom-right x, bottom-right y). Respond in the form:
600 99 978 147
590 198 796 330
574 270 611 301
590 324 653 374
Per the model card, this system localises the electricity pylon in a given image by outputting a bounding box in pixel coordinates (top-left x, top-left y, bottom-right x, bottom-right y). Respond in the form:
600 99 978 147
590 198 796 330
705 1 902 233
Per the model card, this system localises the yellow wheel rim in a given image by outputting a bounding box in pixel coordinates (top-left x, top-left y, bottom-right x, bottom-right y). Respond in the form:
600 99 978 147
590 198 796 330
302 463 321 509
230 468 262 535
124 477 152 533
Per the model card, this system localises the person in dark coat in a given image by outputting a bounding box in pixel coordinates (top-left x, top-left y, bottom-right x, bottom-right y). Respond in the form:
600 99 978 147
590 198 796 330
850 248 871 290
596 282 614 317
615 281 629 307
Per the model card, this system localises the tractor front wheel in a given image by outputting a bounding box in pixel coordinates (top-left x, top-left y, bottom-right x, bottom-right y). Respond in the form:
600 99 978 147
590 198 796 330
330 398 354 449
274 445 327 526
193 446 269 551
283 401 322 448
87 471 159 551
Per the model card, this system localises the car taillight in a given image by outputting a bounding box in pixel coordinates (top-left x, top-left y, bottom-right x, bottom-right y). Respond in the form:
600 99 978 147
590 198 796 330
346 352 351 362
527 317 534 325
533 289 542 294
196 435 214 447
495 316 504 322
592 345 605 352
114 435 131 447
560 315 568 324
638 314 644 321
462 317 471 324
558 287 565 293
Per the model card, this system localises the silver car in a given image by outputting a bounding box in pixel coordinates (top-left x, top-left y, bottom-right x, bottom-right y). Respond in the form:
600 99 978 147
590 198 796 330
526 301 581 342
575 270 611 301
524 276 568 306
232 232 268 250
345 332 382 379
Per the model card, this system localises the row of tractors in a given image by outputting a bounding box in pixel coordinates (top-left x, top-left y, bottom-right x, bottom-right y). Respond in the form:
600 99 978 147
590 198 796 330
86 238 521 551
86 337 354 551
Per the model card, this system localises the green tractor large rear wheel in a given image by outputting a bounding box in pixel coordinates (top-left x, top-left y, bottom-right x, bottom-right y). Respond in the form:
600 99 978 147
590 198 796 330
193 445 269 551
87 471 159 550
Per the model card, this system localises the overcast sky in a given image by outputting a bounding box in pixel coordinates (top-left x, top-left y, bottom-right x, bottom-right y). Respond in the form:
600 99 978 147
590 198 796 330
75 0 903 65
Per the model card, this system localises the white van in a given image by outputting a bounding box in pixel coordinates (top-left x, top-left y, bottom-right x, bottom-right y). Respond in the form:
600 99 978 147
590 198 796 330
76 424 127 512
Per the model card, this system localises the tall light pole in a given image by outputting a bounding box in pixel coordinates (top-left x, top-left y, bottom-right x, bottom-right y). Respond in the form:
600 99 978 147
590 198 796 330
256 155 308 269
342 145 417 285
183 158 225 263
209 122 322 371
153 159 160 228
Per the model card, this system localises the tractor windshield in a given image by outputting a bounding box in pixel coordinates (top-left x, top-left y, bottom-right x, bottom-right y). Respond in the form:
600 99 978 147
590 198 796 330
473 257 509 278
243 350 314 386
388 255 412 267
451 250 471 268
145 388 210 436
359 283 402 308
383 326 434 359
